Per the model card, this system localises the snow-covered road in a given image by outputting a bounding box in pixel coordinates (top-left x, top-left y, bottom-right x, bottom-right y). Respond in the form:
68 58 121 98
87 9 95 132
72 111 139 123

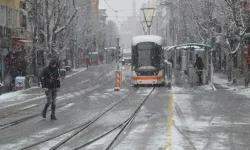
1 64 250 150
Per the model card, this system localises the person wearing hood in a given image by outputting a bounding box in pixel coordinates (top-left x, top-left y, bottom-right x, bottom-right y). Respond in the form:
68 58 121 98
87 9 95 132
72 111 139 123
41 59 60 120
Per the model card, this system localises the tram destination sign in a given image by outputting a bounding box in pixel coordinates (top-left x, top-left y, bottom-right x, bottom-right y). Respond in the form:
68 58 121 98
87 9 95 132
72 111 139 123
137 43 153 49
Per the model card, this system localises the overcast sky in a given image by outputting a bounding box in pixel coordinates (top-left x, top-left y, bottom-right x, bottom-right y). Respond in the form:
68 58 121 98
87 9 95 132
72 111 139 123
99 0 150 23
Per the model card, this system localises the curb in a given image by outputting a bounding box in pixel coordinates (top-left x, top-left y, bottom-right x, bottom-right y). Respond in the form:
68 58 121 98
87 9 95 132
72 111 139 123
211 84 217 91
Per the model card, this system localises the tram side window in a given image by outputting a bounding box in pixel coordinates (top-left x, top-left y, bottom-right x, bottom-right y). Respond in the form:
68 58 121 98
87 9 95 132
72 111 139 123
132 46 137 67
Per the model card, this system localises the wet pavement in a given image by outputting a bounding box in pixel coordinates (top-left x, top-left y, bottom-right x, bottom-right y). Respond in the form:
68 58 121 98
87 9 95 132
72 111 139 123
1 64 250 150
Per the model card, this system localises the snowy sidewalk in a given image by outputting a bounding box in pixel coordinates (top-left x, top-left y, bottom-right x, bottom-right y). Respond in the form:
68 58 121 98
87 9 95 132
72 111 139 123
212 72 250 99
213 72 245 90
0 67 87 106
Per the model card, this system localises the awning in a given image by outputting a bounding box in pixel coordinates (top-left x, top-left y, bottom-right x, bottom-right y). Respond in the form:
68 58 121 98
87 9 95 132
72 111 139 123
15 40 33 47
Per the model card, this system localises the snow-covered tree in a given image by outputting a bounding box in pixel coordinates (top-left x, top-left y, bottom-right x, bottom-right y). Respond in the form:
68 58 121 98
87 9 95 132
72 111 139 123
106 20 119 47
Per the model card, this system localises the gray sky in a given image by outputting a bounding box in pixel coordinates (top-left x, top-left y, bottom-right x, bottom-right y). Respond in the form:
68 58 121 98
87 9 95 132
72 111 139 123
99 0 149 23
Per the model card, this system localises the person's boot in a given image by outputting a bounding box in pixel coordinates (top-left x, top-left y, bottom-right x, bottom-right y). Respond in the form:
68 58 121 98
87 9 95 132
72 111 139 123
42 110 46 118
42 104 49 118
51 104 57 120
51 115 57 120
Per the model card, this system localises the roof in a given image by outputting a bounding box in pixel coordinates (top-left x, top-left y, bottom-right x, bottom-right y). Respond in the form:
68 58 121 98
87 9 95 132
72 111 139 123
173 43 211 49
89 52 98 54
132 35 163 46
105 47 116 50
167 43 211 51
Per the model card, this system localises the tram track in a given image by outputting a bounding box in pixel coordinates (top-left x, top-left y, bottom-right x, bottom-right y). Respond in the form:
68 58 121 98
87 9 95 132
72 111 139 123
18 87 141 150
0 66 115 121
0 78 113 131
51 87 154 150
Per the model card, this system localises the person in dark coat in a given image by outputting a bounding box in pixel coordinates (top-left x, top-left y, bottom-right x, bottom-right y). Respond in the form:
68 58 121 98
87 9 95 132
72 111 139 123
41 59 60 120
194 54 204 84
86 55 90 68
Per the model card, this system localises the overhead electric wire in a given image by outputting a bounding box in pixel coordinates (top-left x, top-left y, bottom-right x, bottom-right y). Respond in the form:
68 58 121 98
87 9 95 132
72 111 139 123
103 0 132 35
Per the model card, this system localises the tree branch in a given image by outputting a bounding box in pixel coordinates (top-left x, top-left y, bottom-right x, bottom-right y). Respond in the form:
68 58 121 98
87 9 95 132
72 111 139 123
53 0 67 32
54 0 78 34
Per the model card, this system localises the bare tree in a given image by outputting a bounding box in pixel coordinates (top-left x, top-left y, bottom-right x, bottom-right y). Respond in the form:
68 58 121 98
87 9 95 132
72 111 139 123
45 0 77 55
106 20 119 47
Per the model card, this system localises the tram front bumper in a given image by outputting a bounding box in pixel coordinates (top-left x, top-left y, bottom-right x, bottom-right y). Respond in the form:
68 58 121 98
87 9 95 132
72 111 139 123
132 76 165 85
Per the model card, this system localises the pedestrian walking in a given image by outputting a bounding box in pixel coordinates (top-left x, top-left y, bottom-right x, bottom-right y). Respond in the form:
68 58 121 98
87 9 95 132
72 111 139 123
86 55 90 68
194 54 204 85
41 59 60 120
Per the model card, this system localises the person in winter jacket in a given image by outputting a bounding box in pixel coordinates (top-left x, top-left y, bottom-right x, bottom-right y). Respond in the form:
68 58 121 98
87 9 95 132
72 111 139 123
194 54 204 84
41 59 60 120
86 55 91 68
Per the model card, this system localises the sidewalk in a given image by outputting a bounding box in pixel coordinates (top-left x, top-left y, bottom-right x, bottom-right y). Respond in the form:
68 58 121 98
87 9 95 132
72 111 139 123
0 67 87 102
213 71 245 88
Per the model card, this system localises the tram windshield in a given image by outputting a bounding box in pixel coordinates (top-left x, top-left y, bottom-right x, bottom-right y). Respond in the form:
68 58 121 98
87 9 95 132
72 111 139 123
135 42 161 70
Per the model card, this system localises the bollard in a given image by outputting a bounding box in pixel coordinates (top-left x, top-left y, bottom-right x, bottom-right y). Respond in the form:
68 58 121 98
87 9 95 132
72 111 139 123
114 70 121 91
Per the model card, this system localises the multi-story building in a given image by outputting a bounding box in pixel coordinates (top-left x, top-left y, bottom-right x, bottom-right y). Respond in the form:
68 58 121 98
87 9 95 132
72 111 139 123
0 0 22 85
0 0 20 49
0 0 40 89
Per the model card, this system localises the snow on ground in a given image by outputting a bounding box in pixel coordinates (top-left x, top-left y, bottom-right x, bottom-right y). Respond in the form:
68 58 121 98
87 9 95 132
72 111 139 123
196 84 213 91
65 67 87 79
0 90 23 102
0 88 84 110
31 127 60 138
172 93 210 149
234 87 250 98
0 67 87 106
171 88 250 149
19 104 39 110
37 131 74 150
213 74 237 90
113 124 149 150
0 139 30 150
85 130 119 150
0 95 46 110
213 74 250 98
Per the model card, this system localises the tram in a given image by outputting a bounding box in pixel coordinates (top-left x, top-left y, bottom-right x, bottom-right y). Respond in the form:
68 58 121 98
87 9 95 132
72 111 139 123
166 43 211 85
131 35 170 86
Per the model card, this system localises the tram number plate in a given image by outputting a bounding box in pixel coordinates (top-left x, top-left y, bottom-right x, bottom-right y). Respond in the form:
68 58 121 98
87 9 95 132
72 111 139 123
247 57 250 64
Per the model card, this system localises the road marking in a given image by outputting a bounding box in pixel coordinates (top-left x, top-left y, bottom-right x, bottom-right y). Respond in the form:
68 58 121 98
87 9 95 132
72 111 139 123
165 91 173 150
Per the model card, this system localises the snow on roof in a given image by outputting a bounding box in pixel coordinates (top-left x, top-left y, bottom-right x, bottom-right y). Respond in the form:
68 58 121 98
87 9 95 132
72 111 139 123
167 43 211 51
89 52 98 54
163 46 176 51
132 35 163 46
105 47 116 50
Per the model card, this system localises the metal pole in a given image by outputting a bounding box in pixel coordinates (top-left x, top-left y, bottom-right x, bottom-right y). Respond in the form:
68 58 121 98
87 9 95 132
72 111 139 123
211 50 213 84
116 37 120 70
1 55 4 85
76 16 79 68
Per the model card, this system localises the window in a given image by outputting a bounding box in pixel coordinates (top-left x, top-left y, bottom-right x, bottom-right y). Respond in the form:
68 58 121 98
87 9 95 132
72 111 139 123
7 8 12 27
0 6 2 26
13 10 17 28
0 5 6 26
16 10 20 28
135 43 161 69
